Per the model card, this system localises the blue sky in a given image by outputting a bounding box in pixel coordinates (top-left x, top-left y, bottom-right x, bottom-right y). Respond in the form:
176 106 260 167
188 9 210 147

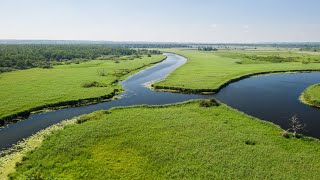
1 0 320 42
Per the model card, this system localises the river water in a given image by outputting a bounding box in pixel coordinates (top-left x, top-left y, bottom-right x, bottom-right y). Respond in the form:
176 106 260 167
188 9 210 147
0 53 319 150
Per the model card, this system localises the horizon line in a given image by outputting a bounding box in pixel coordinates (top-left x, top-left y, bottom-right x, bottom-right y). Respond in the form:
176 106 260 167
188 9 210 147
1 39 320 45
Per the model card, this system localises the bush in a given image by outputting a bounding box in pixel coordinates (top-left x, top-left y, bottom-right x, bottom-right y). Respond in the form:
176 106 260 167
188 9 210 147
302 60 310 64
97 68 107 76
199 99 220 107
41 64 53 69
76 111 111 124
281 131 292 138
76 116 91 124
281 130 304 139
245 140 256 145
295 133 304 139
0 67 15 73
82 81 103 88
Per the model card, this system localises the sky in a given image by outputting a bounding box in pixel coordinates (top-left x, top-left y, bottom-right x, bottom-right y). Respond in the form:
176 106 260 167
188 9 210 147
1 0 320 43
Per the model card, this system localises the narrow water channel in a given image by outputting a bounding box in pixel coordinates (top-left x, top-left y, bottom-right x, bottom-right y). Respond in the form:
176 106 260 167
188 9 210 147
1 53 319 150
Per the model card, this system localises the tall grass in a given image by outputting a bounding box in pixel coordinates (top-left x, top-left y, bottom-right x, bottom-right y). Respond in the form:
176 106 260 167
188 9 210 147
7 101 320 179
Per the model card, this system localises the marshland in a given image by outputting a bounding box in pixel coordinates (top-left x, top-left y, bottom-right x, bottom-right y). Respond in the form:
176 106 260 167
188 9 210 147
1 0 320 179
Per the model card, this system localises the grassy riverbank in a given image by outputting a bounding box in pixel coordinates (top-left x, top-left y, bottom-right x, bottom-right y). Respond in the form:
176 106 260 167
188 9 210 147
0 54 165 124
5 100 320 179
154 49 320 93
0 118 77 179
300 84 320 108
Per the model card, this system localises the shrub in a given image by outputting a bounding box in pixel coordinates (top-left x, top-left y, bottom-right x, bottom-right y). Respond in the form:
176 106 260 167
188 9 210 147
199 99 220 107
0 67 15 73
295 133 304 139
76 111 110 124
76 116 91 124
302 60 310 64
82 81 102 88
281 131 292 138
97 68 107 76
41 64 53 69
245 140 256 145
21 156 29 161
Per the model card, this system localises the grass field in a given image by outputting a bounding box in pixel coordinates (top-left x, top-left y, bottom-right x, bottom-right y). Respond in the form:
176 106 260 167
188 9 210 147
0 54 165 122
7 101 320 179
300 84 320 108
155 49 320 91
3 48 320 179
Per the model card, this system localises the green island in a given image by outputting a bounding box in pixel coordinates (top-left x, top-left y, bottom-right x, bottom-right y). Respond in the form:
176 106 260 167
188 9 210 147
300 84 320 108
154 49 320 93
5 101 320 179
0 45 165 125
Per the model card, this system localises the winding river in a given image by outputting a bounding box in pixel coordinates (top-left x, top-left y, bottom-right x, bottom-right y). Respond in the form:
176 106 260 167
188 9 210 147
1 53 320 150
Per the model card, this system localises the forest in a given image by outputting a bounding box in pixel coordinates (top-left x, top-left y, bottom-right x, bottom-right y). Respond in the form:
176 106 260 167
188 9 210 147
0 45 161 72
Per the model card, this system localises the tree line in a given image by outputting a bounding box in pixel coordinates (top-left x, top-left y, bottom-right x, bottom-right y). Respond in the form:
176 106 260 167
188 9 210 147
198 46 218 51
0 45 161 73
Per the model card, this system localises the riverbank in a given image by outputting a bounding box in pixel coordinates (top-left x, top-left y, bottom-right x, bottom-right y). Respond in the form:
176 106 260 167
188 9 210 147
0 117 77 179
3 100 320 179
300 84 320 108
0 55 166 126
154 49 320 94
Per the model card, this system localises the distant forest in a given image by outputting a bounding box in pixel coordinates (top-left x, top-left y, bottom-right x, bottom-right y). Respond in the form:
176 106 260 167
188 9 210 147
0 45 161 73
0 40 191 48
198 46 218 51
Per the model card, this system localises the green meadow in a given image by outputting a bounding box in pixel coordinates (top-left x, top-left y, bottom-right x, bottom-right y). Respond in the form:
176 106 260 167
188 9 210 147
155 49 320 92
8 101 320 179
0 54 165 121
300 83 320 108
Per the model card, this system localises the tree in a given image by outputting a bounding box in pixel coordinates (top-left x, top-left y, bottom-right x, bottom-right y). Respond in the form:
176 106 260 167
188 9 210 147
287 115 305 137
0 45 160 72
